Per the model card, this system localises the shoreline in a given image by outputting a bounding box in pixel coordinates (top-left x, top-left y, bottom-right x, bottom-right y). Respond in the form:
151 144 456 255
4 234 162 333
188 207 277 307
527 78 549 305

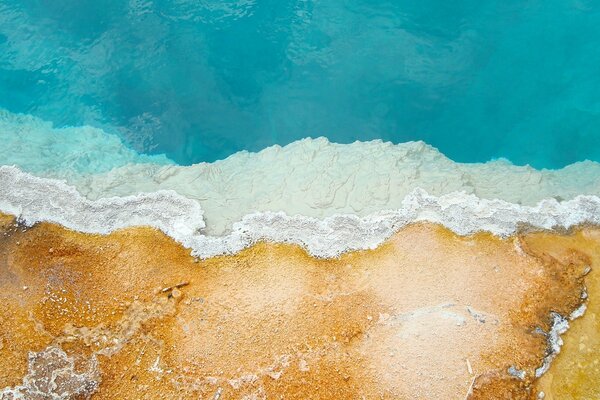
2 165 600 259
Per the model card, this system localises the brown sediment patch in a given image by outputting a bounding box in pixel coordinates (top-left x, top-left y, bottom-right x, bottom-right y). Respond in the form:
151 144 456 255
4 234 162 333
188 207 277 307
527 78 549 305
0 214 593 399
525 230 600 399
0 214 14 229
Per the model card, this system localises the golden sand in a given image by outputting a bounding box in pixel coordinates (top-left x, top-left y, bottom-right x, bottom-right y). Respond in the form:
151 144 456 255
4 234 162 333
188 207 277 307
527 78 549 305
0 213 596 399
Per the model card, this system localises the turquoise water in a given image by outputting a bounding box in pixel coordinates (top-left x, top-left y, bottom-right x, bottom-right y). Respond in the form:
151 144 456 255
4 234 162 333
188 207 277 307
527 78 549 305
1 1 599 168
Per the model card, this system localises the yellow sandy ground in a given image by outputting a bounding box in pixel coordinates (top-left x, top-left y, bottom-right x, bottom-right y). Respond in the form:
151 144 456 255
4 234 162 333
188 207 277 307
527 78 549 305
0 212 596 399
528 230 600 399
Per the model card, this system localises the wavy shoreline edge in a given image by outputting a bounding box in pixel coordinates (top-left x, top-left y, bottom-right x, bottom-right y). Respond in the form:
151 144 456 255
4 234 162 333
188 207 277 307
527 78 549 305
4 109 600 236
2 165 600 259
1 165 598 398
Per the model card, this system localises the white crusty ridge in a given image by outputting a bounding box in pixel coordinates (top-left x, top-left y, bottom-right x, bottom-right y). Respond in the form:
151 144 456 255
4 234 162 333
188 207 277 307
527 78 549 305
0 166 205 239
3 114 599 236
2 166 600 259
68 137 600 235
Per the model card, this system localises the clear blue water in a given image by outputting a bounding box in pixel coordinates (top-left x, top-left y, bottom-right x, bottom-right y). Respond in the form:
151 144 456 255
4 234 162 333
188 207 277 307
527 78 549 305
1 0 599 168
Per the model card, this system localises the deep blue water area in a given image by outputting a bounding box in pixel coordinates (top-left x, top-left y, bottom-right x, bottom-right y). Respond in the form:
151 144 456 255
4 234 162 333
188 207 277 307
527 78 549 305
1 0 599 168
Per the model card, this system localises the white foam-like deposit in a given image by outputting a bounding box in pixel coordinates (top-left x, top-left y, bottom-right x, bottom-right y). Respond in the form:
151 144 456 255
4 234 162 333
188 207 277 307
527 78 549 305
67 137 600 235
3 109 600 236
534 304 588 379
0 166 205 239
2 166 600 259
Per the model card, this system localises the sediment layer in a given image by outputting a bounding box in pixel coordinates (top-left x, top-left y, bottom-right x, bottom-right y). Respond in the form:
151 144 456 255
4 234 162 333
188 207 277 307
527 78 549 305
530 230 600 399
3 166 600 260
3 110 600 235
0 214 593 399
57 138 600 234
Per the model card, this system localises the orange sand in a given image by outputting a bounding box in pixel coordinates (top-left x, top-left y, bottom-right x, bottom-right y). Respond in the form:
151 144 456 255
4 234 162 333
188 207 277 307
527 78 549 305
0 213 594 399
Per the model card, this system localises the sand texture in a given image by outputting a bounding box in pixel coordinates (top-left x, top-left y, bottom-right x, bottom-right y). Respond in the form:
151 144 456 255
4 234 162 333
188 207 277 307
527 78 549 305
0 214 595 399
